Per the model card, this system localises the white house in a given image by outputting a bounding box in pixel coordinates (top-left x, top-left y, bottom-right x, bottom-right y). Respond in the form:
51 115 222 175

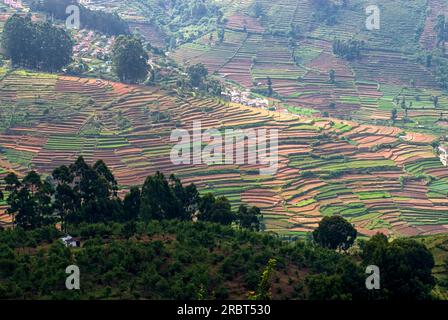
61 235 81 248
439 145 448 166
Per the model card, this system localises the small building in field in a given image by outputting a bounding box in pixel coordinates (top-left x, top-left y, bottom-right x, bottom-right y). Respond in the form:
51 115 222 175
439 145 448 166
61 235 81 248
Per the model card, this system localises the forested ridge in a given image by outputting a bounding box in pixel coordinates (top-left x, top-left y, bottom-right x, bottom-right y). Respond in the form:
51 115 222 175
0 158 443 300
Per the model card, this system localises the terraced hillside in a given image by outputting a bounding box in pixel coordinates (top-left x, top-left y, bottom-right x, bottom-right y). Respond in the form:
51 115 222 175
1 70 448 237
171 0 448 135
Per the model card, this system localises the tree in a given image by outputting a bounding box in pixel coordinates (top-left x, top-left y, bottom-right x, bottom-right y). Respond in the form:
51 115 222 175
1 14 33 68
122 186 141 221
35 21 73 72
312 0 341 25
32 0 129 36
306 257 366 300
53 183 79 233
332 38 363 61
238 204 262 231
198 193 235 225
391 108 398 122
289 24 300 39
23 171 42 195
361 234 435 299
207 79 223 97
5 171 54 230
52 165 74 185
434 15 447 47
248 258 277 300
252 2 264 18
187 63 208 88
112 36 148 84
328 69 335 84
313 215 357 251
169 175 199 220
139 172 182 221
267 77 273 96
93 160 118 198
210 196 234 225
217 26 225 43
1 14 73 72
433 95 439 108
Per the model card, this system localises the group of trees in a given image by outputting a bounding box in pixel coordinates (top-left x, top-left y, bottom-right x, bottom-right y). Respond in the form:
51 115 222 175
166 0 223 23
151 0 224 44
0 183 438 300
112 36 149 84
187 63 209 87
31 0 129 35
434 15 448 47
328 69 336 84
251 1 264 19
181 63 223 96
312 215 357 252
360 233 435 299
421 52 448 90
250 77 277 98
311 0 345 25
332 39 363 61
2 157 262 232
1 14 73 72
309 215 436 300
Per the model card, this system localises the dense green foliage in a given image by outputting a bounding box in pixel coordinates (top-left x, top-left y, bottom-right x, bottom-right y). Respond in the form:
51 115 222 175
31 0 129 36
312 215 357 251
1 14 73 72
360 234 436 300
332 39 363 61
434 15 448 47
0 221 286 299
0 220 437 300
312 0 345 25
187 63 208 87
112 36 149 84
0 158 438 300
3 157 262 232
141 0 224 44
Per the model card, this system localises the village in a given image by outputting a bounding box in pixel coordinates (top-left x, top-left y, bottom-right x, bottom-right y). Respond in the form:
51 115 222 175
221 88 269 109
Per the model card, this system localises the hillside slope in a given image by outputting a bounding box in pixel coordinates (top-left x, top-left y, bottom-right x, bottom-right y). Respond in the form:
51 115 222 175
172 0 448 135
0 70 448 237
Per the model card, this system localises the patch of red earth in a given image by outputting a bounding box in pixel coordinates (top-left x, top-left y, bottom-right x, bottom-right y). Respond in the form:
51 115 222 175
241 188 282 208
225 13 264 33
307 52 354 80
219 57 253 87
402 132 437 144
0 14 10 22
128 22 166 48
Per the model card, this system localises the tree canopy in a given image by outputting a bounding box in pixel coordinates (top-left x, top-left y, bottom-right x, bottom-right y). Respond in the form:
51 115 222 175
187 63 209 88
2 157 261 232
112 36 149 84
313 215 357 251
1 14 73 72
31 0 129 36
360 233 435 300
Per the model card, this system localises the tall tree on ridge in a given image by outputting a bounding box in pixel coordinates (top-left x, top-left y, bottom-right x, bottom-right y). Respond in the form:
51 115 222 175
112 35 149 84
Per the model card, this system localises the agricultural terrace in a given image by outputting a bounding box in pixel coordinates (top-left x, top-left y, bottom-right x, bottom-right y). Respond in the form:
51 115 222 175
0 70 447 237
171 0 448 135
